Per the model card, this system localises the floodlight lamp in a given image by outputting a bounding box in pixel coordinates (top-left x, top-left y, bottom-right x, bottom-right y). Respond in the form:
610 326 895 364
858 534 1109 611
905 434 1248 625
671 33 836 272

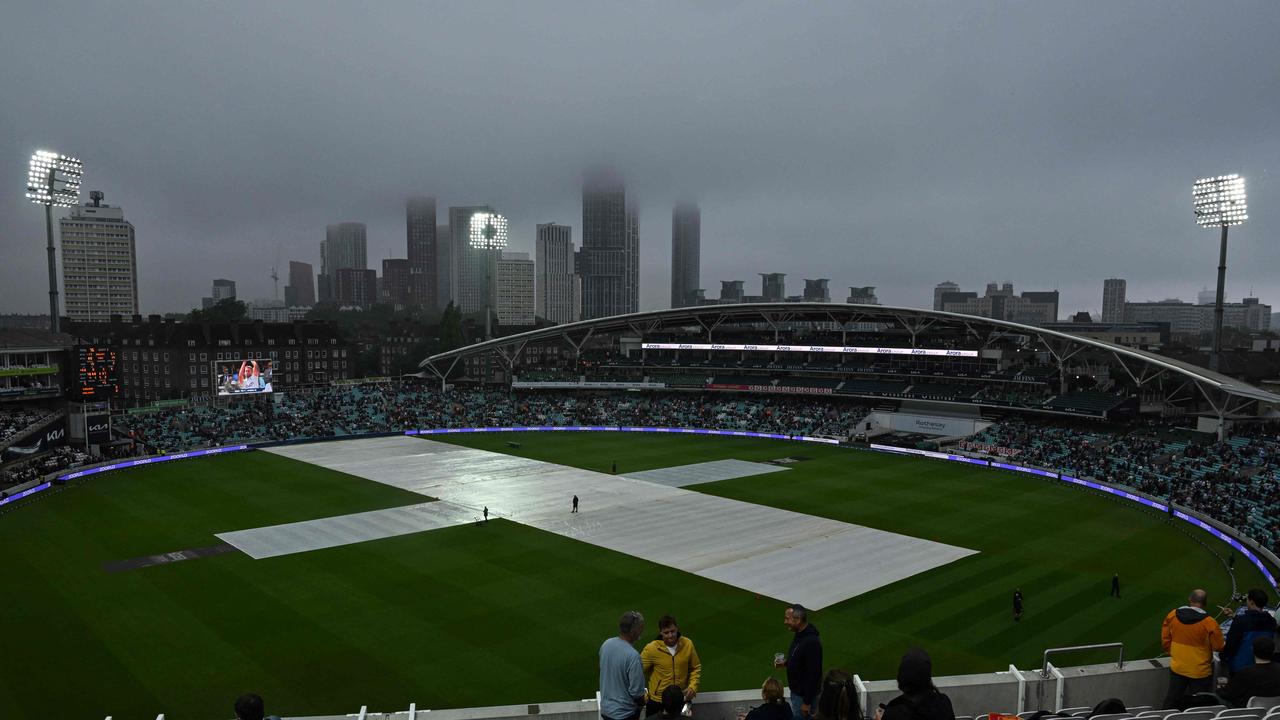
25 149 83 207
469 212 509 250
1193 174 1247 227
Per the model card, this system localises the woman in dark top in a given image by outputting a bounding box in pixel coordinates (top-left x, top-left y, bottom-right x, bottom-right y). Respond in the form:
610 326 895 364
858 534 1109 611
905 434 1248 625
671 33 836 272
816 669 862 720
744 677 793 720
878 649 955 720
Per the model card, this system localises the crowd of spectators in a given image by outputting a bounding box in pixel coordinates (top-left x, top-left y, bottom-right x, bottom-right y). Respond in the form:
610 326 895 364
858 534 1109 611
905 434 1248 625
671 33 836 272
0 446 102 490
0 405 55 445
967 418 1280 557
114 386 871 456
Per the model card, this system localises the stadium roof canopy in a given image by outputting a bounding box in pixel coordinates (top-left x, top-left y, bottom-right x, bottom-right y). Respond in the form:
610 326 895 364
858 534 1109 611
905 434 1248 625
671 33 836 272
420 303 1280 413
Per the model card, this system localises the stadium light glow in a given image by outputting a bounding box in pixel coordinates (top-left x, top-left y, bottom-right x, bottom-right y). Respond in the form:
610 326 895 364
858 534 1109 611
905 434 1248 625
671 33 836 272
26 150 84 208
25 148 85 333
469 212 509 250
1192 173 1248 380
1193 174 1247 227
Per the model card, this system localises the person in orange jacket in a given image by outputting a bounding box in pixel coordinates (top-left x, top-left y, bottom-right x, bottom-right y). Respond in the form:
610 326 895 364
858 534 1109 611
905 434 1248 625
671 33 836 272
1160 588 1225 709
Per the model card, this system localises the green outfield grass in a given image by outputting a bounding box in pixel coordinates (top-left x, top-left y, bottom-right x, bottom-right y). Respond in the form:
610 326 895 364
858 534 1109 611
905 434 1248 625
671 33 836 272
0 433 1266 719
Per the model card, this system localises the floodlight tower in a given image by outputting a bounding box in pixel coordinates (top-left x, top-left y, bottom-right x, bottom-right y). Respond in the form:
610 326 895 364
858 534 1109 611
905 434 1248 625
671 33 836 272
1193 174 1248 373
469 212 509 340
26 150 84 334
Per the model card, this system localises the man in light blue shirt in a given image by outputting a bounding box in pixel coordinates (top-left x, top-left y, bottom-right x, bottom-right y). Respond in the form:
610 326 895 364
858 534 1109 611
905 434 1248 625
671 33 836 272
600 610 648 720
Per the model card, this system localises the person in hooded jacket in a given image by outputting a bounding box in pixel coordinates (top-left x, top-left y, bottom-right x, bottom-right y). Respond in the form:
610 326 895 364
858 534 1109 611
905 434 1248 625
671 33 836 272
1221 588 1276 675
641 615 702 717
775 604 822 720
876 648 954 720
1160 588 1225 709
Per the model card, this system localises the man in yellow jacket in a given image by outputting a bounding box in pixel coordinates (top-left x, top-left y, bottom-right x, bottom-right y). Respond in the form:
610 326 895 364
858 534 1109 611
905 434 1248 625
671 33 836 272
641 615 702 718
1160 588 1225 709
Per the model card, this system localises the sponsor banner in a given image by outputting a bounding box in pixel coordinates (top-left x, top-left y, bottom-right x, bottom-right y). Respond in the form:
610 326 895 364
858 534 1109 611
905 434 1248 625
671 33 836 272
990 462 1057 478
86 414 111 444
511 381 666 390
1172 510 1277 587
0 481 52 507
884 412 979 437
642 342 977 357
0 365 59 378
755 385 833 395
404 426 799 442
1 416 67 463
705 383 834 395
956 441 1021 457
869 443 988 465
57 445 250 481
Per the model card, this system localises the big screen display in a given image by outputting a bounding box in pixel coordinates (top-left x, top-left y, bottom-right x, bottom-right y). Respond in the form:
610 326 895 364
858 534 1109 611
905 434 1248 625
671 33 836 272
213 359 274 396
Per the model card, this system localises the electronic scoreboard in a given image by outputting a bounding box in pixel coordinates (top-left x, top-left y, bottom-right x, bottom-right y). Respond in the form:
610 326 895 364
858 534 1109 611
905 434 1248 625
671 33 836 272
75 346 119 401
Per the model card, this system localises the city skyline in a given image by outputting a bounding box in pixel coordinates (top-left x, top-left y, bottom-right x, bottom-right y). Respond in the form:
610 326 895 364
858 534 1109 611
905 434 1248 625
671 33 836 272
2 3 1279 320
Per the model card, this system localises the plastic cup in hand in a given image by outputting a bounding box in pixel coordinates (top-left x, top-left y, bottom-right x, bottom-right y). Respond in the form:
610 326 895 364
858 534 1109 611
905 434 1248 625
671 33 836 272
735 705 747 720
774 652 785 666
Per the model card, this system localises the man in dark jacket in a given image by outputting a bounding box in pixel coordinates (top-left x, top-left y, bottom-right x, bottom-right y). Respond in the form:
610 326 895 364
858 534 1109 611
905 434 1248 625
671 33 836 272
775 604 822 720
1221 589 1277 675
1217 636 1280 707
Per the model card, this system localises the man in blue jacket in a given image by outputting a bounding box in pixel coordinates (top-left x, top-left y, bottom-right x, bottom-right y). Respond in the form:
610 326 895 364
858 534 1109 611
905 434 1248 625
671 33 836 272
774 604 822 720
601 611 648 720
1222 589 1276 675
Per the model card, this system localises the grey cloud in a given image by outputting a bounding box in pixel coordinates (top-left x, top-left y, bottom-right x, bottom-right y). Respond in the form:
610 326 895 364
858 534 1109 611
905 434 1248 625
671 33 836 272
1 1 1277 317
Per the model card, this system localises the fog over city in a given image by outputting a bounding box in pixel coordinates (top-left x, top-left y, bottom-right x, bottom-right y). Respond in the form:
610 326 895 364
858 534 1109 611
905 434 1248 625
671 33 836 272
1 1 1278 317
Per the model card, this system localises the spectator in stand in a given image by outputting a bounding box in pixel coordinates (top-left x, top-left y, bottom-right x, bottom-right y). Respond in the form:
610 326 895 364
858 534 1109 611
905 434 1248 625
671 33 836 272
601 611 648 720
815 669 862 720
743 678 792 720
1217 636 1280 707
876 648 954 720
1161 589 1226 709
656 685 685 720
233 693 269 720
1087 699 1127 718
775 604 822 720
641 615 701 717
1222 588 1276 675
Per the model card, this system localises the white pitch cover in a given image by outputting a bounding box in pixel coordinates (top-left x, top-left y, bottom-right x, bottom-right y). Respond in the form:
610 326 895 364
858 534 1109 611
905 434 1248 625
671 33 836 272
243 436 977 609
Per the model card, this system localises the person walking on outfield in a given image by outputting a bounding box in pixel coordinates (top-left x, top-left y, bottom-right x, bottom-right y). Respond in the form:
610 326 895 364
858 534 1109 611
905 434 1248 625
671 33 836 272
1160 588 1224 709
483 506 489 524
573 495 579 513
1013 589 1024 621
1111 573 1121 598
601 611 648 720
641 615 702 717
775 604 822 720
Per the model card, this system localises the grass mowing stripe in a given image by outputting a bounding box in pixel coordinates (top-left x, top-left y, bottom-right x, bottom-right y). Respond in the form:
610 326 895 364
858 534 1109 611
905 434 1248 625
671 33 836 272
0 432 1259 718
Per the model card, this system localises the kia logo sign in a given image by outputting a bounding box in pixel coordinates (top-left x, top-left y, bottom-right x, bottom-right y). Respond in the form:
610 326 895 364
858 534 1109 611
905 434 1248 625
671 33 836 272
89 424 109 432
46 428 65 442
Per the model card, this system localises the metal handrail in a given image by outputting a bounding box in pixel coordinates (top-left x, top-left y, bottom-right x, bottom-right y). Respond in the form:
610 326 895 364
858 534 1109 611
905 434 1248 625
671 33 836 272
1041 642 1124 677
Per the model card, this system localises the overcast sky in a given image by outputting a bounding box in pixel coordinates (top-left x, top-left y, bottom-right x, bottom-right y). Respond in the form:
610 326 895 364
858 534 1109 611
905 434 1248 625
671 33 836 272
2 1 1278 318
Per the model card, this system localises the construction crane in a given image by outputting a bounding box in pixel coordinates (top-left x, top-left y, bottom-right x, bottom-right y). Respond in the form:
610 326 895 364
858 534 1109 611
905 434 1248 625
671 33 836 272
270 246 281 300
